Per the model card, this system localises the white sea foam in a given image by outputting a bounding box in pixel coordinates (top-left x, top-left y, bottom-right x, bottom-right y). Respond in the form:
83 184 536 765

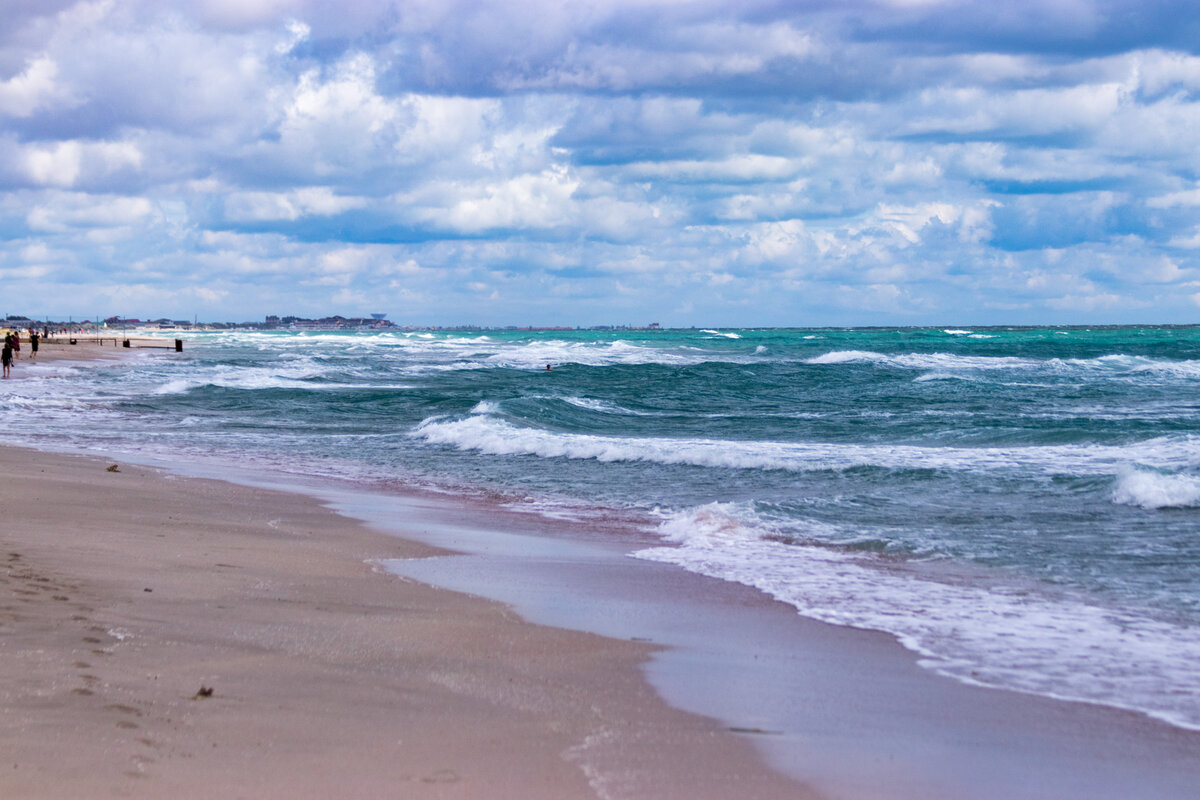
470 400 502 415
371 337 730 372
155 379 195 395
560 396 650 416
807 350 1040 370
1112 467 1200 509
637 502 1200 731
913 372 972 383
944 329 973 335
809 349 1200 380
700 329 741 339
411 413 1200 476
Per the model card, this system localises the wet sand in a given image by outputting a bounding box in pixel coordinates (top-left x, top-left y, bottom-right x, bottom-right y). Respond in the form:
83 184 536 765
0 445 816 798
331 484 1200 800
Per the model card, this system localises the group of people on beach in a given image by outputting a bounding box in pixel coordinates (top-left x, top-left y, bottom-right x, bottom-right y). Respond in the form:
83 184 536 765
2 330 40 378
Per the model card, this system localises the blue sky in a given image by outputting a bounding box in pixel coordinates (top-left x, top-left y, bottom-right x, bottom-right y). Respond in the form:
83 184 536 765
2 0 1200 326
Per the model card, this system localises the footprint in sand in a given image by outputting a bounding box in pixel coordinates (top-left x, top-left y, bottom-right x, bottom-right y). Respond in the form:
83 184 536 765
105 704 142 717
421 770 461 784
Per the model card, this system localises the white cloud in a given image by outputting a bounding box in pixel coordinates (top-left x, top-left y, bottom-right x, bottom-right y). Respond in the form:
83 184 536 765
23 141 82 187
1133 50 1200 97
431 165 580 232
0 56 67 117
875 202 960 244
907 83 1123 138
26 192 154 231
1147 186 1200 208
627 154 798 182
276 19 310 54
224 187 367 221
22 139 142 188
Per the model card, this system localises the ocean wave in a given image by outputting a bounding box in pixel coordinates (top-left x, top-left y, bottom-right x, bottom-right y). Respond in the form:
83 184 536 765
808 349 1200 378
913 372 975 383
807 350 1042 370
411 414 1200 475
371 337 737 372
559 396 652 416
638 502 1200 731
153 374 415 395
1112 468 1200 509
470 400 502 415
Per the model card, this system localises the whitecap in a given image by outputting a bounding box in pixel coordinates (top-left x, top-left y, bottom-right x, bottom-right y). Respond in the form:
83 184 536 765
1111 467 1200 509
155 379 195 395
410 414 1200 476
470 400 502 415
806 350 1037 371
560 396 650 416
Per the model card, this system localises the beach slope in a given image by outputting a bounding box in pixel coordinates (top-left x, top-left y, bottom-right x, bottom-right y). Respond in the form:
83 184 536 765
0 446 814 799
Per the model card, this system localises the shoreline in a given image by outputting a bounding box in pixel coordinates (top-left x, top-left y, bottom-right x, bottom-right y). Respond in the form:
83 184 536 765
2 339 161 372
108 447 1200 800
312 477 1200 800
6 343 1200 797
0 444 814 798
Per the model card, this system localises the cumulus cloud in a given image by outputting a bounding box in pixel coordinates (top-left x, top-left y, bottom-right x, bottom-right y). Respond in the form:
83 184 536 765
0 0 1198 324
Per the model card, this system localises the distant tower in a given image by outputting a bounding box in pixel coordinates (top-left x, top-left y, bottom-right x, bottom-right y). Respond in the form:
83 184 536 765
371 313 387 321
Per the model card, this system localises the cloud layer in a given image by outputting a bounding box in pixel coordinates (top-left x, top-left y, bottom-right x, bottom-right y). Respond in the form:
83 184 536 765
2 0 1200 325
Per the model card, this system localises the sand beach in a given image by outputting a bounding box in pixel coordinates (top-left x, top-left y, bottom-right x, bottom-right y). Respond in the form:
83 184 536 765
0 443 814 799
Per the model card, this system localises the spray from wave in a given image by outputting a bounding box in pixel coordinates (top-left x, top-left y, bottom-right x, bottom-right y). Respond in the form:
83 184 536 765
1112 467 1200 509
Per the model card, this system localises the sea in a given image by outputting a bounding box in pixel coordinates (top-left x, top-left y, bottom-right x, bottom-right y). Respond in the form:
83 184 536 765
4 325 1200 733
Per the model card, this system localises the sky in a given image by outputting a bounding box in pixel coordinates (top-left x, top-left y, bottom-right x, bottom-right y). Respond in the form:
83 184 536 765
2 0 1200 327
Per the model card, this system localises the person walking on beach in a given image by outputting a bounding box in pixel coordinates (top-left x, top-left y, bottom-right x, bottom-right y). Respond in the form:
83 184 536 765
29 330 38 360
2 337 12 378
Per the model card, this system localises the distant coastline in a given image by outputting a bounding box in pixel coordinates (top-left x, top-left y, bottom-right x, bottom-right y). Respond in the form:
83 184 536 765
7 314 1200 335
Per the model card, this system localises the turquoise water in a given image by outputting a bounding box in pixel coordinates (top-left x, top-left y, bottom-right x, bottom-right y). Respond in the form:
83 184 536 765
5 325 1200 729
